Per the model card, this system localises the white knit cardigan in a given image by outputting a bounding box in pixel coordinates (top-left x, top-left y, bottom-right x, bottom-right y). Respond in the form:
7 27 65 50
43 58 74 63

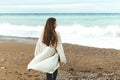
27 30 66 73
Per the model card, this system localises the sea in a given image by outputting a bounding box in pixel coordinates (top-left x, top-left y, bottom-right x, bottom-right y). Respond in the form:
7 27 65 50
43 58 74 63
0 13 120 49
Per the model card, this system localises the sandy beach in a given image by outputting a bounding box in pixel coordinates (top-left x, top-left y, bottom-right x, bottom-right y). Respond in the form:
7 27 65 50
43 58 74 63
0 36 120 80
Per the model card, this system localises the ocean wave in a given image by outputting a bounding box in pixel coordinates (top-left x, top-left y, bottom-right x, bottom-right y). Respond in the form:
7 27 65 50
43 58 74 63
0 23 120 49
57 24 120 37
0 23 42 37
0 23 120 37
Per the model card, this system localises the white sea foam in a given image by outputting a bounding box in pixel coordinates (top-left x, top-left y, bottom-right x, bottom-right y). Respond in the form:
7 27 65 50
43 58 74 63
0 23 120 49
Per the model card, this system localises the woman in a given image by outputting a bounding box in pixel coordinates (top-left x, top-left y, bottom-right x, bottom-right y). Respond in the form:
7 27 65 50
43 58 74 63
27 17 67 80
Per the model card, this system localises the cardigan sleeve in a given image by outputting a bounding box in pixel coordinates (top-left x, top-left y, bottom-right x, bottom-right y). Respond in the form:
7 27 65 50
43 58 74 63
34 31 43 56
34 38 41 56
56 32 67 64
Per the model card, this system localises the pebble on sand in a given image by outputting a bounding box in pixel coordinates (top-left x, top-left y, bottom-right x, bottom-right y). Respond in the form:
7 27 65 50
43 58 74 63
0 58 5 62
0 67 6 69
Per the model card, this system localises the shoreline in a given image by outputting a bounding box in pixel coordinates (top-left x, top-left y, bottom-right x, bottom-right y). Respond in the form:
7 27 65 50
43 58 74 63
0 35 119 50
0 35 37 44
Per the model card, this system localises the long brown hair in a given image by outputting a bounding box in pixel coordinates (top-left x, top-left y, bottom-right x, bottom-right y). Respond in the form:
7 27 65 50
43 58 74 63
42 17 58 47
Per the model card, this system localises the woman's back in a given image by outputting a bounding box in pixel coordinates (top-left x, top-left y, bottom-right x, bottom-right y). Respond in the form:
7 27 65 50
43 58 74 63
27 17 66 80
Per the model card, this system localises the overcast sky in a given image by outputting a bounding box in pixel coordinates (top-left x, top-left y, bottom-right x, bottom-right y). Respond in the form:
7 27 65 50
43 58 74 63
0 0 120 13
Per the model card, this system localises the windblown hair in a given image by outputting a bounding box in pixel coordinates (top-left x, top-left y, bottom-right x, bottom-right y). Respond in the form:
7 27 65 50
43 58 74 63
42 17 58 47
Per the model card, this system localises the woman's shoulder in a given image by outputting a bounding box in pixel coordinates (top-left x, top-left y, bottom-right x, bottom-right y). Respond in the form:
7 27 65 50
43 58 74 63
40 28 44 34
37 29 44 41
56 30 62 41
56 30 60 36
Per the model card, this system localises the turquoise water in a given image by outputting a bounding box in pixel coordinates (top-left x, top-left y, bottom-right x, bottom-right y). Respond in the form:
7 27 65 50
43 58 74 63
0 13 120 27
0 13 120 49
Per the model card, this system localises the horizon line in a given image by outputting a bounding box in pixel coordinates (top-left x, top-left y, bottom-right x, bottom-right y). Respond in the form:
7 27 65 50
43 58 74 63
0 13 120 14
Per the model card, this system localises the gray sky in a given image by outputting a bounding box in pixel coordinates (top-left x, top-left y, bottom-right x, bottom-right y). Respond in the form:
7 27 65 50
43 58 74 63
0 0 120 13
